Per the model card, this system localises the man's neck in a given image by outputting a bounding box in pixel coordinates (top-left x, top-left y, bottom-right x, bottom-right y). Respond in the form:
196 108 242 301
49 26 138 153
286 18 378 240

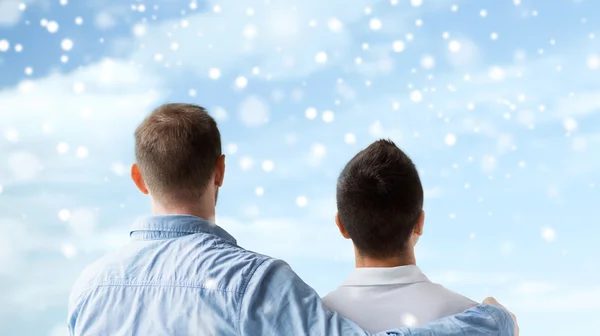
151 199 216 223
355 249 416 268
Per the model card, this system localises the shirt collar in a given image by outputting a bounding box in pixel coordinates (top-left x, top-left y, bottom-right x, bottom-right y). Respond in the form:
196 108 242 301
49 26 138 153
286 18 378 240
130 214 237 245
341 265 430 287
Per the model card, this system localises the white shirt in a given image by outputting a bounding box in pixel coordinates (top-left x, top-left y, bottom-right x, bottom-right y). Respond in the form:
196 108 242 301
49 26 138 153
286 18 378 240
322 265 477 333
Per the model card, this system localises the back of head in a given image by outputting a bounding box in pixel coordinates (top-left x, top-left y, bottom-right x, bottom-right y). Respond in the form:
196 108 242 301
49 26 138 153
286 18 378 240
134 103 222 204
336 139 424 259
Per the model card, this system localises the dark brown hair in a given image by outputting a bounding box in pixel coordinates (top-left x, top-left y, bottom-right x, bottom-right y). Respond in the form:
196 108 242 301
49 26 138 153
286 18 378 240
134 103 222 203
336 139 424 258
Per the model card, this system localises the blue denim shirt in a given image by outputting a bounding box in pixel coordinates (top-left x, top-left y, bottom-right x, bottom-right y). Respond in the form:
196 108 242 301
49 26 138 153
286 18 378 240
68 215 514 335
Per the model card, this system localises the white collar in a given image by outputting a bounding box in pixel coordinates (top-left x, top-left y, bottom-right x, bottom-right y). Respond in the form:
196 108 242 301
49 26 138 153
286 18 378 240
341 265 430 287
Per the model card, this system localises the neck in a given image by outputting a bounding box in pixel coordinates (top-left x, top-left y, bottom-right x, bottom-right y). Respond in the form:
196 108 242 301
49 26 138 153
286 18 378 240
151 198 216 222
354 248 416 268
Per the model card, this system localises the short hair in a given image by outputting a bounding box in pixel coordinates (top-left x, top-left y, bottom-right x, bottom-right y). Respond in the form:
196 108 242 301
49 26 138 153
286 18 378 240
336 139 424 259
134 103 222 203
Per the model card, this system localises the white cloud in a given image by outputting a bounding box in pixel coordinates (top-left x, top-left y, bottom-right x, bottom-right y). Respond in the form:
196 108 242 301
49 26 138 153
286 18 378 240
507 285 600 313
513 281 558 295
218 215 352 260
0 0 26 26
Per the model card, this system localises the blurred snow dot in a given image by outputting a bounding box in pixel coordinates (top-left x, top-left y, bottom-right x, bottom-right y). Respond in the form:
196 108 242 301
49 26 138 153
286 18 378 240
4 129 19 142
208 67 221 79
61 39 73 51
262 160 274 172
482 155 496 173
8 152 41 181
212 106 228 121
76 146 89 159
305 107 318 120
480 9 488 17
73 82 85 94
420 55 435 69
296 196 308 208
0 185 3 194
541 227 557 242
235 76 248 89
204 278 218 289
47 21 59 33
226 143 237 155
111 162 127 176
469 233 476 239
59 209 71 221
514 0 521 5
488 66 505 81
322 110 335 123
240 156 254 170
57 142 69 154
133 24 146 37
243 25 257 39
188 89 196 97
563 118 578 132
448 40 461 52
61 55 69 63
328 18 343 32
410 0 422 7
170 42 179 51
415 19 423 26
61 243 77 259
402 313 418 327
239 96 269 127
586 55 599 70
255 187 264 196
344 133 356 144
14 44 22 52
392 40 405 52
75 17 83 25
0 40 9 52
24 67 33 75
315 51 328 64
369 18 382 30
410 90 423 102
309 143 328 166
490 32 498 40
445 134 456 146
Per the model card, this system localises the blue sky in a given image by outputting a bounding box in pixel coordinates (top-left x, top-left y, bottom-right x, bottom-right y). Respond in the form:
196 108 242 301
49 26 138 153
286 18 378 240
0 0 598 334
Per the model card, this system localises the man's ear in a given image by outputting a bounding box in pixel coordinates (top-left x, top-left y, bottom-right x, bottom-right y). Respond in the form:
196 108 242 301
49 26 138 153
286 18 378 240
414 210 425 236
131 163 149 195
335 212 351 239
215 155 226 187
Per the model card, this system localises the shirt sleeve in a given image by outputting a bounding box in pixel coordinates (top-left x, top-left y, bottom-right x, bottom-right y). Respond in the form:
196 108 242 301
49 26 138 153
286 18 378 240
238 259 515 336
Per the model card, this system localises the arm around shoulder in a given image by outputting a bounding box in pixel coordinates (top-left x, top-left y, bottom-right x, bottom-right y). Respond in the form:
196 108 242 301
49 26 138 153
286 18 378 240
236 259 515 336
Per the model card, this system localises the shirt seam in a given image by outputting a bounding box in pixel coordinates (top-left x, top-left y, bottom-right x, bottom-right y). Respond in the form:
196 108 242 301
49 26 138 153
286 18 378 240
236 257 272 335
77 281 244 294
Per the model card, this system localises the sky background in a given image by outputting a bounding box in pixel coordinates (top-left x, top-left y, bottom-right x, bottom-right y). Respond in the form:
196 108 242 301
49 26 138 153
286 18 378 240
0 0 598 335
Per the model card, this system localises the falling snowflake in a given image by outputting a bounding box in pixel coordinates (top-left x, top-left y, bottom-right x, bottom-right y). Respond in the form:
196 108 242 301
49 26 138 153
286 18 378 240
315 52 328 64
296 196 308 208
322 110 335 123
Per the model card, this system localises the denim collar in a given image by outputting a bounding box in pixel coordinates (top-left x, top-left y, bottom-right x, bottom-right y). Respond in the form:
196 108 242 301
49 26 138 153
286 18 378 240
130 214 237 244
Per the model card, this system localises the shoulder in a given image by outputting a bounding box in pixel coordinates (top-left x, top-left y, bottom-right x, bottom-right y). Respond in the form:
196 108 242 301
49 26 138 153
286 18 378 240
427 282 477 312
321 288 345 310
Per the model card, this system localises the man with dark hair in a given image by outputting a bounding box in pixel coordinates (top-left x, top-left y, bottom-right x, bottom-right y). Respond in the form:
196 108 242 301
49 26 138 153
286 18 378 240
68 104 518 335
323 140 477 332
